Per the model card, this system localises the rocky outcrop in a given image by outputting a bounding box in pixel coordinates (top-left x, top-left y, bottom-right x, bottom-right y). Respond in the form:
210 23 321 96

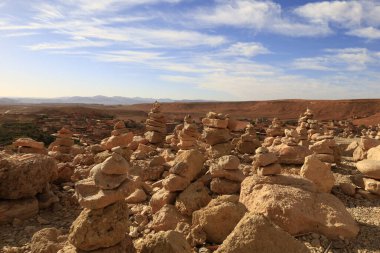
300 155 335 193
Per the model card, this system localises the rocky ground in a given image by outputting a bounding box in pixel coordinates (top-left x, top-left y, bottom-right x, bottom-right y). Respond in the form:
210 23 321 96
1 153 379 253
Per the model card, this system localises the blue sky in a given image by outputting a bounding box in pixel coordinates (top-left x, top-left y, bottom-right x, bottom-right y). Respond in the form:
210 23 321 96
0 0 379 101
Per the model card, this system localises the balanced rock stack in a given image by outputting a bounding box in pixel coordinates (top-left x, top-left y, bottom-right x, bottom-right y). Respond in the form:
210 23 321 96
266 118 283 137
145 101 167 144
178 115 200 150
252 147 281 176
352 137 380 162
296 122 309 147
202 112 232 158
0 153 57 224
101 120 133 150
309 138 341 164
210 155 245 194
66 146 136 252
355 146 380 196
269 129 312 165
13 137 47 154
49 127 74 154
166 123 183 150
236 124 261 154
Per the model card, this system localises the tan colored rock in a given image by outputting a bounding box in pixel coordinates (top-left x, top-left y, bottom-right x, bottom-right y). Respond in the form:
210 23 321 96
152 204 189 232
13 138 44 149
137 230 192 253
217 155 240 170
209 165 245 182
240 175 359 239
0 197 38 224
100 152 130 175
253 152 278 167
150 188 177 213
0 154 57 199
363 178 380 195
171 149 205 181
103 132 134 150
210 178 240 194
31 228 67 253
125 188 147 203
228 120 249 132
367 145 380 160
207 142 232 158
257 163 281 176
69 201 130 251
315 153 335 163
192 195 247 244
215 213 310 253
356 160 380 179
202 118 228 129
163 174 190 192
175 182 211 216
269 143 312 165
300 155 335 193
91 164 128 190
202 127 231 145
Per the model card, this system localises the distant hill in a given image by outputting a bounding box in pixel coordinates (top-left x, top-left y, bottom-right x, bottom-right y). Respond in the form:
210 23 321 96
0 96 210 105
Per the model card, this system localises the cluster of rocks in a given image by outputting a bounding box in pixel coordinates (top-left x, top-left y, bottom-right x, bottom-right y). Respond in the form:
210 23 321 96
144 102 167 144
64 147 137 252
101 121 133 150
235 124 260 154
209 155 244 194
266 117 283 137
297 108 322 141
49 128 75 154
253 147 281 176
351 136 380 161
0 153 58 224
177 115 200 150
355 145 380 196
202 112 232 158
12 137 46 154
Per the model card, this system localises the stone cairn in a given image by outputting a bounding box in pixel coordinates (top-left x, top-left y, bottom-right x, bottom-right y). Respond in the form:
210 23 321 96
101 120 133 150
178 115 200 151
209 155 244 194
67 147 136 252
166 123 183 150
281 129 300 146
12 137 47 154
266 117 283 137
296 121 309 147
298 108 321 141
355 147 380 197
236 124 261 154
145 101 167 144
49 127 74 154
309 137 341 164
252 147 281 176
202 112 232 158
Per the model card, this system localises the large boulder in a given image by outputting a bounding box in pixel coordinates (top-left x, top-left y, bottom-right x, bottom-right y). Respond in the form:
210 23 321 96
367 145 380 160
152 204 189 232
215 213 309 253
300 155 335 193
0 154 57 199
31 228 67 253
269 143 312 165
240 175 359 239
175 182 211 216
0 197 39 224
356 160 380 179
171 149 205 181
202 128 231 146
137 230 192 253
150 188 177 214
69 201 130 251
192 195 247 244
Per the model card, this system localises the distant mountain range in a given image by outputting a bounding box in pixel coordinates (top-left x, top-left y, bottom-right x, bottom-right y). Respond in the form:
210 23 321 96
0 96 211 105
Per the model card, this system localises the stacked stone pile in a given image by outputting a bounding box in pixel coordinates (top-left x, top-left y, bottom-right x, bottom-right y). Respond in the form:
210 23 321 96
101 120 133 150
0 153 57 224
13 137 47 154
65 147 137 252
202 112 232 158
309 138 341 164
252 147 281 176
49 127 75 154
145 102 167 144
266 118 283 137
209 155 244 194
236 124 260 154
178 115 200 150
355 146 380 196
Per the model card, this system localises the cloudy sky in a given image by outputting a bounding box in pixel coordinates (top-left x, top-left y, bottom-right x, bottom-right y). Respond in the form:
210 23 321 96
0 0 380 100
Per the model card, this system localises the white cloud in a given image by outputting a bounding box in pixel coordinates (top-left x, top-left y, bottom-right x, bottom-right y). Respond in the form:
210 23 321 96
293 48 377 71
190 0 331 37
222 42 269 57
27 39 110 50
347 27 380 40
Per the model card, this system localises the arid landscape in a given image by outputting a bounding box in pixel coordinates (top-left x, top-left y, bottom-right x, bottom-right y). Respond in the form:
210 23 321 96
0 100 379 253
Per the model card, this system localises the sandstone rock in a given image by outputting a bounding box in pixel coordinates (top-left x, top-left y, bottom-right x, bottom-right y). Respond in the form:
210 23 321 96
69 201 129 251
150 188 177 213
257 163 281 176
236 140 260 154
359 137 380 150
91 164 128 190
210 178 240 194
125 188 147 203
60 237 135 253
0 154 57 199
363 178 380 195
228 120 249 132
202 118 228 129
152 204 189 232
367 145 380 160
0 197 38 224
215 213 310 253
240 175 359 239
300 155 335 193
209 165 245 182
309 140 333 154
31 228 66 253
137 230 192 253
253 152 278 167
103 132 134 150
202 127 231 145
356 160 380 179
353 147 366 162
269 143 312 165
100 152 130 175
192 195 247 244
175 182 211 216
172 149 205 181
145 131 165 144
217 155 240 170
163 174 190 192
315 153 335 163
13 138 44 150
207 142 232 159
